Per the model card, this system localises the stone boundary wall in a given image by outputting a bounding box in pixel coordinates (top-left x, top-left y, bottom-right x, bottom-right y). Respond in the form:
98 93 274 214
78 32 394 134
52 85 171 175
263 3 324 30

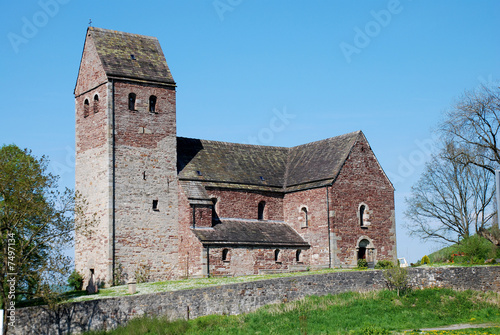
11 266 500 334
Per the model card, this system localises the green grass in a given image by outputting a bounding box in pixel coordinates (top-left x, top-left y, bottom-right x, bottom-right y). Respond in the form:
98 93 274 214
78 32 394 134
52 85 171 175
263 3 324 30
64 268 356 304
84 288 500 335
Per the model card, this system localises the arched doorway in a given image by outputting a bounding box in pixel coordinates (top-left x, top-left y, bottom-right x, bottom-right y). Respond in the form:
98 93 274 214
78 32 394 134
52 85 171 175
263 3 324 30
358 239 369 260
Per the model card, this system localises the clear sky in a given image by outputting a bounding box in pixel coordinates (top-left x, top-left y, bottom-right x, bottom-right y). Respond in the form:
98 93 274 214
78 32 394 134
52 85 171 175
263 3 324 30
1 0 499 263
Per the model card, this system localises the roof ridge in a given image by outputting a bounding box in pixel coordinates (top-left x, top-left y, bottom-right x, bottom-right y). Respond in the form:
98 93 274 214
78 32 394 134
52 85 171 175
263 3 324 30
89 27 158 40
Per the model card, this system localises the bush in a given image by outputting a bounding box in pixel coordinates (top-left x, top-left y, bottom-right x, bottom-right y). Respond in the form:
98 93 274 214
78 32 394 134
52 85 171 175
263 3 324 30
357 259 368 269
375 260 394 269
458 235 492 263
421 255 431 265
383 267 410 296
134 263 151 284
67 270 84 291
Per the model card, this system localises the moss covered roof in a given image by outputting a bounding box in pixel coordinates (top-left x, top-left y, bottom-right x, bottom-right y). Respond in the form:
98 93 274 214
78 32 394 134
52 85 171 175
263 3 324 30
192 219 309 247
177 131 362 193
88 27 175 85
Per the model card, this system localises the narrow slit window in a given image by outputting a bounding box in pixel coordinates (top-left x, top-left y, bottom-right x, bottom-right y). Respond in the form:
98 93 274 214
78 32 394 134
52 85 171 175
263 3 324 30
93 94 99 113
83 99 90 118
222 248 229 262
296 250 302 262
301 207 308 227
153 199 159 211
258 201 266 220
274 249 281 262
360 205 365 226
128 93 136 111
149 95 157 113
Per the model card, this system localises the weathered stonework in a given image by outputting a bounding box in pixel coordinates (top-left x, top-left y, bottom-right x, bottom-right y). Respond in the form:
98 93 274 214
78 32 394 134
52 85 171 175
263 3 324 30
12 267 500 334
75 27 397 285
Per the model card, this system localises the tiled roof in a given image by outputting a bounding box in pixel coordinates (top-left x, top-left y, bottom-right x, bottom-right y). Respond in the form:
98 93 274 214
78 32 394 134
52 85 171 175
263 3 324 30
191 219 309 247
177 131 361 192
88 27 175 85
177 137 288 190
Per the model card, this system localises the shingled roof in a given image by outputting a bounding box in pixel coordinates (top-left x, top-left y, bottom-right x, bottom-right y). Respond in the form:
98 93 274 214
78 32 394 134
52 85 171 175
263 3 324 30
86 27 175 85
192 219 309 247
177 131 362 192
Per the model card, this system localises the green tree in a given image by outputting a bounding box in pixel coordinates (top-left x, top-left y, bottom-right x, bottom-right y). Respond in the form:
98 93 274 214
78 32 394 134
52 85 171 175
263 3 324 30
0 144 94 334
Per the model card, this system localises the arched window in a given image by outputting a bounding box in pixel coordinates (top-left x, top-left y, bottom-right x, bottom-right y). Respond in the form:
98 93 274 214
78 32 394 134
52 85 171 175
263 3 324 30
296 249 302 262
128 93 136 111
359 205 366 226
274 249 281 262
93 94 99 113
149 95 157 113
258 201 266 220
301 207 308 227
222 248 229 262
83 99 89 118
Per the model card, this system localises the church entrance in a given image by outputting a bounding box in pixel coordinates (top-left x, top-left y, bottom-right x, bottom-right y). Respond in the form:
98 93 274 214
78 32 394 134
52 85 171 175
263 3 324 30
357 239 369 260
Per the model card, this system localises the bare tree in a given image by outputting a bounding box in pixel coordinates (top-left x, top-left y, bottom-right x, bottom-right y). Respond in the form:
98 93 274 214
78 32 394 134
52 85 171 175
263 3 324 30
405 143 495 244
442 85 500 174
441 84 500 245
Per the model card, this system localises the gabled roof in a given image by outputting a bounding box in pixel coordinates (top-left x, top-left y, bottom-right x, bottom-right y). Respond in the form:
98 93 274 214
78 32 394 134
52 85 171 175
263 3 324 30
192 219 309 247
85 27 175 85
177 131 362 192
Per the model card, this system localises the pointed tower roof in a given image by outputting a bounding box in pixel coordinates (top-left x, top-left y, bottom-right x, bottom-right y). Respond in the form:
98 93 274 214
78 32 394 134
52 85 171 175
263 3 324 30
77 27 175 88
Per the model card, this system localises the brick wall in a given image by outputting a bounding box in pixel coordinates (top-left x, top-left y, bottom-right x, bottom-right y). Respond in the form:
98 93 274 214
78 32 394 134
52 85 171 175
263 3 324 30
12 267 500 334
206 188 284 221
74 36 113 286
112 81 179 283
328 137 396 267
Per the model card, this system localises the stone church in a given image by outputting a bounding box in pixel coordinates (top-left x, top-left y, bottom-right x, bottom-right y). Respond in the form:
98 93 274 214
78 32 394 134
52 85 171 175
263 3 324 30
74 27 396 286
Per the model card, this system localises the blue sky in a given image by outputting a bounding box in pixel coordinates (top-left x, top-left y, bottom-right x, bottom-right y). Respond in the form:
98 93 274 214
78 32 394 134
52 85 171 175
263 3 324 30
1 0 499 263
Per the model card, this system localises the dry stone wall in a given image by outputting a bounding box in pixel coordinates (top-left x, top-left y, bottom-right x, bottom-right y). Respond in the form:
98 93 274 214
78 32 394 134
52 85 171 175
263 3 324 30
12 267 500 334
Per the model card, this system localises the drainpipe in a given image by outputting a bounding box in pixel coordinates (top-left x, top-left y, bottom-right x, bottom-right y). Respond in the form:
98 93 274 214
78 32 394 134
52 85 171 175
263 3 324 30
111 79 116 285
326 186 331 268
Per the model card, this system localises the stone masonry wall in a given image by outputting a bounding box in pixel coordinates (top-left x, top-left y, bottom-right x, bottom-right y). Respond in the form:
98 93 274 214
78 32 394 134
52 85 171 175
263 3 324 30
74 35 113 286
329 137 396 267
12 267 500 334
206 188 284 221
112 81 179 283
283 187 330 267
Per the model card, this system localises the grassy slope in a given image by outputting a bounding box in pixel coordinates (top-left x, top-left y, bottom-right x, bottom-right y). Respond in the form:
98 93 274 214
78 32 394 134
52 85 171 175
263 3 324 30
85 288 500 335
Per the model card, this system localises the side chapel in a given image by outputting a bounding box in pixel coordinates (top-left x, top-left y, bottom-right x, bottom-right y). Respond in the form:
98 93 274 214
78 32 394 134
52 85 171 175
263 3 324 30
74 27 397 286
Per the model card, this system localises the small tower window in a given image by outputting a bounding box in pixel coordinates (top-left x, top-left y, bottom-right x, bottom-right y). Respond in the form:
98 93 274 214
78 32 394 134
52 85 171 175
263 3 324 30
149 95 157 113
152 199 159 211
93 94 99 113
128 93 136 111
222 248 229 262
258 201 266 220
83 99 90 118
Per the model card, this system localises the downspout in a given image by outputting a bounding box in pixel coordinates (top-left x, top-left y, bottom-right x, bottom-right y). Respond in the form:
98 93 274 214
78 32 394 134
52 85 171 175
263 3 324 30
206 246 210 277
326 186 331 268
111 79 116 285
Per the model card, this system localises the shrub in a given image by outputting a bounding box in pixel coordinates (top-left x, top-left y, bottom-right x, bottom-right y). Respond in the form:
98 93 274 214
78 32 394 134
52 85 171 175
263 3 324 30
383 266 410 296
67 270 84 291
421 255 431 265
134 263 151 284
375 260 394 269
357 259 368 269
458 235 492 263
111 263 126 286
